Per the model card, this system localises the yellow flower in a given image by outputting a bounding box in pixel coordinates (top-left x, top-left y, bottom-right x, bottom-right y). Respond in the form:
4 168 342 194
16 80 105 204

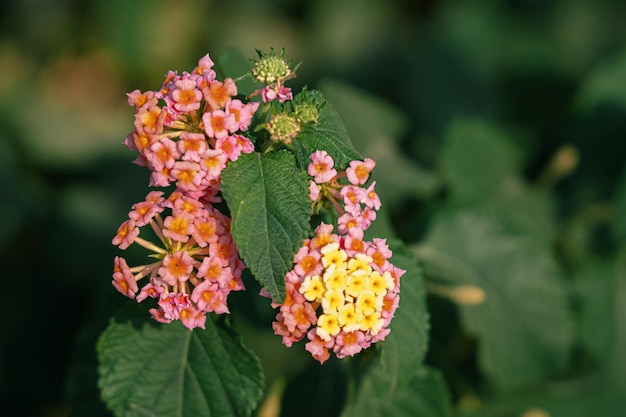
368 270 394 296
321 243 347 269
321 289 345 313
317 313 341 341
360 312 384 335
323 264 347 291
338 303 363 332
355 291 381 316
347 253 372 276
299 275 325 302
345 273 367 298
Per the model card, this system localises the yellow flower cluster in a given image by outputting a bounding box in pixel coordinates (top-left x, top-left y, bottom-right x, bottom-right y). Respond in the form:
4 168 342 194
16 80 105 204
298 242 395 341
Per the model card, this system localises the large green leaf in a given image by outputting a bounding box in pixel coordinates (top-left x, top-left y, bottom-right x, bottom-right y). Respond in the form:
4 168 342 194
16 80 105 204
221 151 311 302
416 209 572 391
342 366 452 417
97 303 264 417
378 239 430 383
293 90 361 169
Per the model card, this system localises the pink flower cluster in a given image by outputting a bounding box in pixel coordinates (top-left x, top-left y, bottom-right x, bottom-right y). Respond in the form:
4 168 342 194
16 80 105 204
263 152 404 363
308 151 380 234
124 54 259 198
112 191 245 329
112 53 255 329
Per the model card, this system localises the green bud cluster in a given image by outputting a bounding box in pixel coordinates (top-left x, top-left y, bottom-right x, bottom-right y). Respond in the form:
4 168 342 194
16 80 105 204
266 114 300 144
294 102 320 125
252 56 291 84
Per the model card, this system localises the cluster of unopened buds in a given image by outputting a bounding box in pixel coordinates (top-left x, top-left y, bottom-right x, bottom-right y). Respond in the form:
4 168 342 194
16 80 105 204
263 152 404 363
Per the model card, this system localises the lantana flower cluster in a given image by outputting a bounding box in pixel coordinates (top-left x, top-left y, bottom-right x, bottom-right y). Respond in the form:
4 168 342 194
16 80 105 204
112 54 256 329
124 54 259 195
264 151 404 363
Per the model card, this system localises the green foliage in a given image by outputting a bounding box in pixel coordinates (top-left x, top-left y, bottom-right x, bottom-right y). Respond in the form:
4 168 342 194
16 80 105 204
342 366 452 417
293 90 362 169
97 303 264 417
416 118 572 391
221 151 311 303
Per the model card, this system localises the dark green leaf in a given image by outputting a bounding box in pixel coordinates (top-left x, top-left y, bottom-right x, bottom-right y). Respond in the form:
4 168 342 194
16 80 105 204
221 151 311 302
97 303 264 417
342 366 452 417
293 90 361 169
378 239 430 383
417 209 572 391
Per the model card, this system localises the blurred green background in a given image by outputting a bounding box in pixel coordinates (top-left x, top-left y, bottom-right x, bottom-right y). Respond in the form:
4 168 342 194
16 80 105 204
1 0 626 416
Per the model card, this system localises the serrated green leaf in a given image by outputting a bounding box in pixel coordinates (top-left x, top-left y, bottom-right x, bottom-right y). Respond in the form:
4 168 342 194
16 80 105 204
293 90 361 169
221 151 311 302
417 209 572 391
378 239 430 383
97 303 264 417
342 366 452 417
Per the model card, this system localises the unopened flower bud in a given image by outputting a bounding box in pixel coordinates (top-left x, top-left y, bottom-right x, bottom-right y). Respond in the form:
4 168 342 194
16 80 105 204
252 55 291 84
295 102 321 124
266 114 300 144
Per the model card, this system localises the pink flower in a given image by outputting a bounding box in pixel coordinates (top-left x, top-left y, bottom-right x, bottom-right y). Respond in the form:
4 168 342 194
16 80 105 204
235 134 255 152
346 158 376 185
309 181 321 202
308 150 337 183
215 136 242 161
226 99 259 131
193 54 216 79
158 251 194 286
203 109 237 139
171 77 202 112
134 105 165 135
363 182 381 210
261 85 293 103
180 305 207 330
199 149 228 182
171 161 204 192
334 331 368 358
191 280 230 314
112 256 138 298
136 282 163 303
163 212 193 242
177 132 207 161
112 219 139 250
147 138 179 172
127 89 157 109
204 78 237 110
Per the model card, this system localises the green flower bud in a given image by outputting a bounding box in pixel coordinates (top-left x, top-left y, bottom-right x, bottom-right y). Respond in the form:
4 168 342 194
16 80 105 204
252 55 291 84
294 102 320 125
266 114 300 144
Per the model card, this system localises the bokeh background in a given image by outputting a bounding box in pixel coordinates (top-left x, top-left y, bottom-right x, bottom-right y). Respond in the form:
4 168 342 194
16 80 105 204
1 0 626 416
